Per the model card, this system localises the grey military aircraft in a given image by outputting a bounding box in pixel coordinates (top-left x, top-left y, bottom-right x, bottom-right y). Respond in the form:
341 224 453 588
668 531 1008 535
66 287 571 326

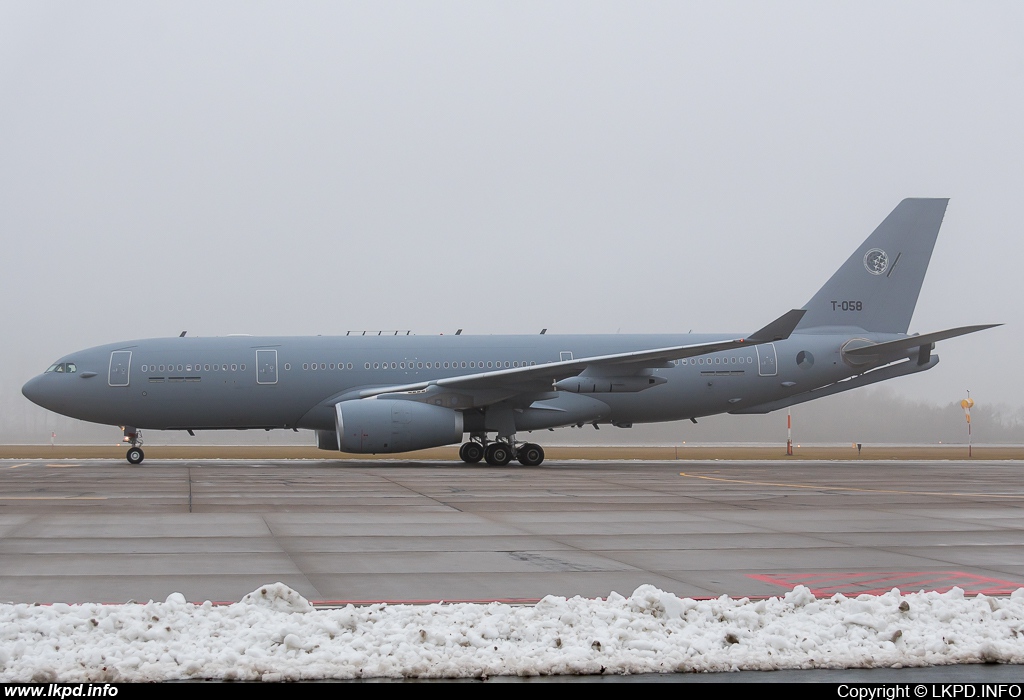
22 199 996 466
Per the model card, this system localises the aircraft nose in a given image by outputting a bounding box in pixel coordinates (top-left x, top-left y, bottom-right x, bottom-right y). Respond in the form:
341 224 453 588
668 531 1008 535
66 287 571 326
22 375 49 408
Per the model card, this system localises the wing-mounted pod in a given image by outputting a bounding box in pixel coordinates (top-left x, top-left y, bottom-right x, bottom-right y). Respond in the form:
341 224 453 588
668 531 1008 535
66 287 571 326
554 374 667 393
514 393 612 431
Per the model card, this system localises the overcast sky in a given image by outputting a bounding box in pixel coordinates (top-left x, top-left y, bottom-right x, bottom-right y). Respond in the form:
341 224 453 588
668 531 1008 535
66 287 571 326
1 2 1021 434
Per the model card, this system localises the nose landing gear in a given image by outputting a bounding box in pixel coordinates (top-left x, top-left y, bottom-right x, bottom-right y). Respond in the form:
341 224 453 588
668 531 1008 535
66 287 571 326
122 427 145 465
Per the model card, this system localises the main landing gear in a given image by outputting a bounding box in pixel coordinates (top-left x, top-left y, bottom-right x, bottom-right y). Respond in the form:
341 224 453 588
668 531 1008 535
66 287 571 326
458 436 545 467
123 427 145 465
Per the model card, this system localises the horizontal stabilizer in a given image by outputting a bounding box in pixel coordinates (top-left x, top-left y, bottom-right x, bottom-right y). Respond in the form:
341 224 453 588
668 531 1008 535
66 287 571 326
843 324 1001 358
732 355 940 414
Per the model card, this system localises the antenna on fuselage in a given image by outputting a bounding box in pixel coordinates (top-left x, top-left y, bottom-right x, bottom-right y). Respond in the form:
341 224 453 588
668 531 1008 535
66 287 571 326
179 331 187 337
455 329 463 335
540 329 547 335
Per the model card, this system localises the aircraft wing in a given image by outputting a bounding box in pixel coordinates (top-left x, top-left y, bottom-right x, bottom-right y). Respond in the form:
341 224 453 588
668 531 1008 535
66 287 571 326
346 309 806 400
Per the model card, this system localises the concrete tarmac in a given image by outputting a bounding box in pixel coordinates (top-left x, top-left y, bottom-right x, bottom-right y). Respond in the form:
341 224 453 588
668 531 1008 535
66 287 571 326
1 457 1023 606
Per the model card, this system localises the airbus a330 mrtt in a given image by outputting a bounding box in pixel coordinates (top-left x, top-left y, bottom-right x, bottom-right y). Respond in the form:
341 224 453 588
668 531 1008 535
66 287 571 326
22 199 997 466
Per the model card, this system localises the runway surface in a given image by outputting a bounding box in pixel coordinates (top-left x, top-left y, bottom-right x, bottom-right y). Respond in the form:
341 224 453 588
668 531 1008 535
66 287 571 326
2 457 1023 606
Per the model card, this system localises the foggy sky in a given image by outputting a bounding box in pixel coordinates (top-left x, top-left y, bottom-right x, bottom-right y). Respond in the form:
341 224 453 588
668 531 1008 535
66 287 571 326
1 2 1021 441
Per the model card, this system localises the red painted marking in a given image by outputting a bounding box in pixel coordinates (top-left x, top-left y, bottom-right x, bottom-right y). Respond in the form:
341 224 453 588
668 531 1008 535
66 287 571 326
750 571 1024 597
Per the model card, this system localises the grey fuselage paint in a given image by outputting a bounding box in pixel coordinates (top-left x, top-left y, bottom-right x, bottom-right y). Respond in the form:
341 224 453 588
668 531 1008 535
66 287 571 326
21 329 918 435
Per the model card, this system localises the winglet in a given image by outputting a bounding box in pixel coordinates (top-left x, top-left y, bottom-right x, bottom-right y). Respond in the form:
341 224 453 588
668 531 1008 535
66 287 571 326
747 309 806 343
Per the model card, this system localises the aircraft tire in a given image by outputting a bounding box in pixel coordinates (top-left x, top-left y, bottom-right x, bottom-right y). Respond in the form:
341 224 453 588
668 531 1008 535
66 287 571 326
517 443 545 467
126 447 144 465
459 442 484 464
484 442 512 466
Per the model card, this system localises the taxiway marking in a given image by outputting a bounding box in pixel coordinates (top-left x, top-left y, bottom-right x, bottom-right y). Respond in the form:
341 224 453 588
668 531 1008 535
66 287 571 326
678 472 1024 499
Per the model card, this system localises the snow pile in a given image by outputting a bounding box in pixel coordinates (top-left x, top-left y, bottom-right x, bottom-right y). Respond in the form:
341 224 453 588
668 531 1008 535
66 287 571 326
3 583 1024 681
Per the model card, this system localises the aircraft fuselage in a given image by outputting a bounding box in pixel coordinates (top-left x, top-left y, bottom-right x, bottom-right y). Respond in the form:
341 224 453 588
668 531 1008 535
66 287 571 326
22 330 913 433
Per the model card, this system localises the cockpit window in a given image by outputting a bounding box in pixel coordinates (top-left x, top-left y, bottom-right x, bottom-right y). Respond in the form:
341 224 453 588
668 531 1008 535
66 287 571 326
44 363 77 374
66 363 77 374
45 364 60 373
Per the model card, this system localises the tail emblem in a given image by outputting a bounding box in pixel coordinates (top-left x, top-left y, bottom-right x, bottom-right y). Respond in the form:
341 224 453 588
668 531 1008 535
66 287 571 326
863 248 889 275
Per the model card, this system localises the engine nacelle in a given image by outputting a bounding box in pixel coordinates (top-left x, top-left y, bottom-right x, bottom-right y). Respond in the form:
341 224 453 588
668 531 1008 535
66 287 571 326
335 399 464 453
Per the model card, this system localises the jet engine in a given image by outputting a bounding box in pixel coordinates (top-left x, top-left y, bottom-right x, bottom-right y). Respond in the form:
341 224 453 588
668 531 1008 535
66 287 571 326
331 399 464 453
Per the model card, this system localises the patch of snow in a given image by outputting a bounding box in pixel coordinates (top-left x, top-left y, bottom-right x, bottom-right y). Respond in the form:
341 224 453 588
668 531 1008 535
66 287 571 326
2 584 1024 680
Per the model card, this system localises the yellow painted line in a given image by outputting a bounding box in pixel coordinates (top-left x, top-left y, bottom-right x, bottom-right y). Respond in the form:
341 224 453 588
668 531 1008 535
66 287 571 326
8 463 29 469
678 472 1024 499
46 463 80 468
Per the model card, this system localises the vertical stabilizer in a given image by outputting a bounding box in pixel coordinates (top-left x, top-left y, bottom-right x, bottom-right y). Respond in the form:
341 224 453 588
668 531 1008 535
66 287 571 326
796 198 948 333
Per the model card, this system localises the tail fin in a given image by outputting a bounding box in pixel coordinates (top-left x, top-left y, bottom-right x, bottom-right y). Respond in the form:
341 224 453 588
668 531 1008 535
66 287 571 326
796 198 948 333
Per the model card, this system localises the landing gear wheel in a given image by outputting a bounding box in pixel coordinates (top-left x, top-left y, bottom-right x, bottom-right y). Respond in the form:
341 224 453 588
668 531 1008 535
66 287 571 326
459 441 484 464
517 443 545 467
484 442 512 466
126 447 145 465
